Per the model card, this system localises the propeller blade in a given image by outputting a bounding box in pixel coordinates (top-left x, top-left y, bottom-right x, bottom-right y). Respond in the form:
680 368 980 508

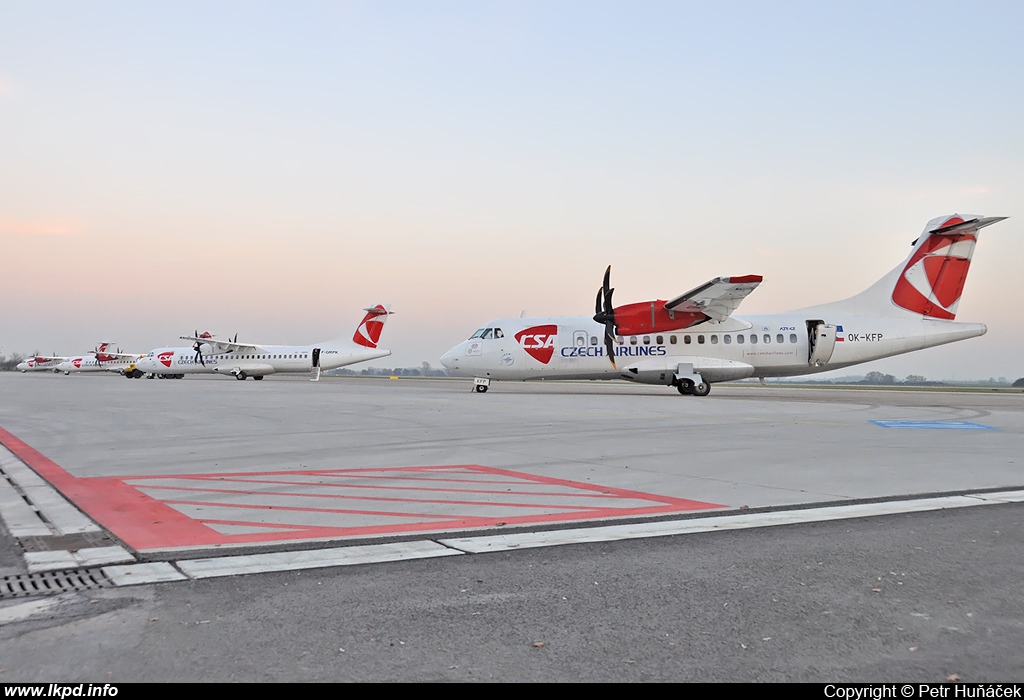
590 266 618 367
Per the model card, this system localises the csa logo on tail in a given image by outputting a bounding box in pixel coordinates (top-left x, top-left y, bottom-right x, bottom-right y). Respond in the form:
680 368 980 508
515 325 557 364
892 215 977 320
352 305 391 349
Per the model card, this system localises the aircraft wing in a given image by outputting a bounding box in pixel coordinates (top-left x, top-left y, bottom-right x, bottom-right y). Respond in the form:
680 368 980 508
663 275 763 323
178 335 264 354
92 351 143 359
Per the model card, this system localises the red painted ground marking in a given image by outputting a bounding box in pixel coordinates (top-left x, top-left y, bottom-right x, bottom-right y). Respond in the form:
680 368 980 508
0 427 725 552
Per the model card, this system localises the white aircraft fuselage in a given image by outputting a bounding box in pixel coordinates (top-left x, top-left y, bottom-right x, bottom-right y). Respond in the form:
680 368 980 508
135 341 390 379
440 313 985 384
56 355 142 375
16 357 65 373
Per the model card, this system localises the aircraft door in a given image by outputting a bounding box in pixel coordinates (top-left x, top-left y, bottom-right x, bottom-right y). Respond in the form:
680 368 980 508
561 329 590 364
312 348 321 369
806 321 836 367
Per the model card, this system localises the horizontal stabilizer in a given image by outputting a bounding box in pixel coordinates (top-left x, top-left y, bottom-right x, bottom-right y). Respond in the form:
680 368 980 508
929 216 1006 236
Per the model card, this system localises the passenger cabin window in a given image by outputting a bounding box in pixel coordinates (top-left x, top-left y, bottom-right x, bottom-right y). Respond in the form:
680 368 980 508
656 335 663 344
790 333 798 343
710 335 719 345
750 334 758 344
670 335 677 345
629 336 638 346
737 335 745 344
777 334 784 344
764 334 771 344
724 335 732 344
642 336 650 345
591 336 598 345
684 335 692 345
697 335 705 344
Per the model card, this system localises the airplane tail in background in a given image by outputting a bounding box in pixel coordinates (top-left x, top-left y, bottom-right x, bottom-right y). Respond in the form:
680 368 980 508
814 214 1006 319
95 342 116 362
352 304 392 348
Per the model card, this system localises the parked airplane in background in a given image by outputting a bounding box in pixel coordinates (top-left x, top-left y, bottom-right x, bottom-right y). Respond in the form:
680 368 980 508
56 343 144 376
441 214 1006 396
16 354 66 373
132 305 393 380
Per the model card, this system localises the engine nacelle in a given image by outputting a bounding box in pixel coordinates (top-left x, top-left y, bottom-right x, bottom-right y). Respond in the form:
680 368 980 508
612 301 706 336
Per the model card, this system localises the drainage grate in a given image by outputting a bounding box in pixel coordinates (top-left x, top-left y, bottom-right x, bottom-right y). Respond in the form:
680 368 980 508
1 569 112 599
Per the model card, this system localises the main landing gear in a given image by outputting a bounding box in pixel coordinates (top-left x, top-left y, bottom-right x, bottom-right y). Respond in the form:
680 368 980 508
232 372 263 381
676 379 711 397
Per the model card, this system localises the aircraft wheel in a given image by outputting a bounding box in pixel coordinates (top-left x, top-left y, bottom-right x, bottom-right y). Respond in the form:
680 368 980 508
236 372 247 381
64 371 70 376
691 381 711 397
253 375 264 381
677 381 693 395
475 384 488 393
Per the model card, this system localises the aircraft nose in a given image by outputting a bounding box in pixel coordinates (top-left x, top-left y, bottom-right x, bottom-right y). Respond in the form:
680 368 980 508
440 347 456 370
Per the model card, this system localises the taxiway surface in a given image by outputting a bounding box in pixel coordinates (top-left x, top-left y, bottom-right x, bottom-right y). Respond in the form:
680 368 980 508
1 373 1022 680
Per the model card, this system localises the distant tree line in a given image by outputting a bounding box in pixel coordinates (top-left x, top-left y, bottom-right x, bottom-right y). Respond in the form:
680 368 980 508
859 371 1022 387
0 353 26 371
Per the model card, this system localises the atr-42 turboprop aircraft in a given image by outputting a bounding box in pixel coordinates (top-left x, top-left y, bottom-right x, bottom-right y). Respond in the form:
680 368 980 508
16 354 66 373
132 305 393 380
441 214 1006 396
56 343 144 376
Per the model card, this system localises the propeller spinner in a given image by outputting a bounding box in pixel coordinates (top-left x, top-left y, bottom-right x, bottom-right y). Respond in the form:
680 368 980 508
592 265 617 368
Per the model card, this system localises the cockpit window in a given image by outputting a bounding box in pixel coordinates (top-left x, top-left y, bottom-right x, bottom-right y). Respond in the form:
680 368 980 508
469 328 488 339
494 328 504 338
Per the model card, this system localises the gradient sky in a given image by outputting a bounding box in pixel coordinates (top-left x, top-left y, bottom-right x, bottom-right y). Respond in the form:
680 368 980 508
2 1 1022 379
